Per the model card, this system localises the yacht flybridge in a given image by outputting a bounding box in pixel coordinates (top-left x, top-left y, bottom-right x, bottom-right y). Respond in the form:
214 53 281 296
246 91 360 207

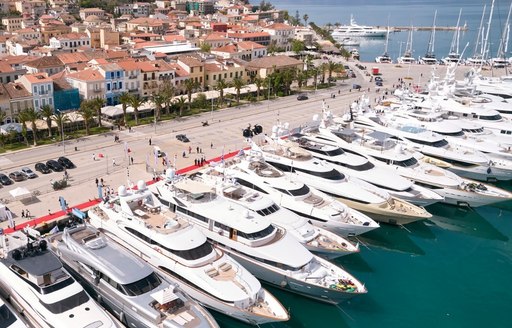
0 229 119 328
191 168 360 260
331 14 387 40
48 223 219 328
150 172 367 304
255 137 431 225
87 181 289 325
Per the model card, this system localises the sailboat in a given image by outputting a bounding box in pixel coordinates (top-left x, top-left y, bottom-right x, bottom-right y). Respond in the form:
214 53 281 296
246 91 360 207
467 2 495 66
397 26 416 64
442 9 463 64
490 2 511 68
375 26 392 63
420 10 438 64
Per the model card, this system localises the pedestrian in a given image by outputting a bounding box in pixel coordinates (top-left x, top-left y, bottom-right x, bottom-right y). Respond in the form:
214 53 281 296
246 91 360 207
149 138 152 146
182 150 186 158
210 142 213 149
95 178 99 186
196 146 199 153
338 89 340 94
112 158 116 166
188 146 192 154
162 158 166 166
195 158 198 166
199 148 202 154
100 178 104 186
92 153 96 161
26 209 30 218
130 156 134 165
21 209 25 218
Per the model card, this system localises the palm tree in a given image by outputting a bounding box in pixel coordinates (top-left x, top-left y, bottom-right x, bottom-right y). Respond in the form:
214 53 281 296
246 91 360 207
254 76 263 100
22 108 39 146
282 69 295 95
296 70 307 90
232 77 245 105
79 100 95 135
174 96 187 117
17 110 29 146
152 93 165 121
327 60 339 86
128 95 145 126
52 110 69 139
0 111 6 125
91 97 105 127
303 14 309 26
215 78 228 106
118 92 132 126
184 79 198 111
319 62 327 84
159 80 175 115
309 67 318 90
40 104 54 138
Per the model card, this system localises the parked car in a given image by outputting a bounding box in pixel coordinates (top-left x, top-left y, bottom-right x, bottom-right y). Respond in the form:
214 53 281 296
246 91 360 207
57 156 75 169
46 160 64 172
0 173 13 186
8 171 25 182
297 94 309 101
35 162 52 174
375 76 383 82
176 134 190 143
153 146 164 157
376 81 383 87
21 167 37 179
352 84 362 90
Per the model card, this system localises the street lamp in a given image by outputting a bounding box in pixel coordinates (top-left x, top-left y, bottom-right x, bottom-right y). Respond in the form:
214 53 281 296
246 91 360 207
56 109 65 154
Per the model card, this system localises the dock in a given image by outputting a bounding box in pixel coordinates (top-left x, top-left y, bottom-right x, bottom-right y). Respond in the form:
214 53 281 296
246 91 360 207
390 26 468 32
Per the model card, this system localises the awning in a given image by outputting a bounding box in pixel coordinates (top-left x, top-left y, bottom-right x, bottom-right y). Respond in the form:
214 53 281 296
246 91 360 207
9 187 31 199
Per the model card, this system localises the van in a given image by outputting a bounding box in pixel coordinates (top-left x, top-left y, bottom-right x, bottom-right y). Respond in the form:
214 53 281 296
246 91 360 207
153 146 163 157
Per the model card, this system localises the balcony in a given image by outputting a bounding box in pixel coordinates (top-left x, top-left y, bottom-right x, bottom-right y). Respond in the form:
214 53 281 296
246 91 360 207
92 89 102 93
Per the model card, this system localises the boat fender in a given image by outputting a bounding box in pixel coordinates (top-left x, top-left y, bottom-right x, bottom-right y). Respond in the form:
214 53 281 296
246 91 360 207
97 294 102 303
119 312 125 324
280 280 287 288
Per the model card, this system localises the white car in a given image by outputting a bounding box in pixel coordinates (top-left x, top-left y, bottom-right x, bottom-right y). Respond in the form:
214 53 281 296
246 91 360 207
20 167 37 179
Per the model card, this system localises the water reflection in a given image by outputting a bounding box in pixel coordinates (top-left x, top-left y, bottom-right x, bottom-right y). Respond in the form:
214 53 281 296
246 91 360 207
356 224 425 255
336 251 375 273
427 204 509 241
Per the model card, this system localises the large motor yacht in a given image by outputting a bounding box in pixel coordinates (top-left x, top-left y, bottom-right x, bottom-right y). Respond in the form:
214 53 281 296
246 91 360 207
48 223 219 328
191 152 378 237
0 229 119 328
287 133 443 206
191 168 360 260
254 137 431 225
87 181 289 326
150 173 368 304
331 14 387 40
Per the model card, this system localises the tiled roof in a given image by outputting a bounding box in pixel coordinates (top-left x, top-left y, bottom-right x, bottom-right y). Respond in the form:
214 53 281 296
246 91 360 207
168 62 189 78
212 44 237 53
228 32 271 38
117 59 140 71
178 55 202 67
55 32 89 40
163 34 186 42
3 82 31 99
23 73 52 84
204 63 222 72
265 23 294 30
247 55 303 69
25 56 64 69
56 52 90 64
237 41 266 50
0 62 15 73
67 69 104 82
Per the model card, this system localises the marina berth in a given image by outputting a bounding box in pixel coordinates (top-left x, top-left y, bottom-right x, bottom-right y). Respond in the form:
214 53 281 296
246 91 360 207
190 168 360 260
87 181 288 326
193 152 378 237
47 223 219 328
150 173 367 304
253 136 431 225
0 229 120 328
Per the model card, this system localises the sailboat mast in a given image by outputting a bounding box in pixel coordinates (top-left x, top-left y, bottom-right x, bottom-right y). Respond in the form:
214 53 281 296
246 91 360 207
482 0 495 62
473 5 486 57
497 2 512 58
431 10 437 53
451 9 462 54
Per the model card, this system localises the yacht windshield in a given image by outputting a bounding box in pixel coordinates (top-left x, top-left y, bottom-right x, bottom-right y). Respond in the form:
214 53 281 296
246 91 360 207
394 157 418 167
479 114 502 121
294 167 344 180
40 290 89 314
122 272 162 296
238 224 276 240
275 184 310 196
168 242 214 261
256 203 280 216
435 130 465 137
406 137 449 148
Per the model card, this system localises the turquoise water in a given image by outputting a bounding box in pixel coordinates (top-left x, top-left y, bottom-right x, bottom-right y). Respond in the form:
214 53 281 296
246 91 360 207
213 201 512 327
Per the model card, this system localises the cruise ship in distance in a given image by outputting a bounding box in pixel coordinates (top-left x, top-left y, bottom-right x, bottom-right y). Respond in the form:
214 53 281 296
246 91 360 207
331 14 387 41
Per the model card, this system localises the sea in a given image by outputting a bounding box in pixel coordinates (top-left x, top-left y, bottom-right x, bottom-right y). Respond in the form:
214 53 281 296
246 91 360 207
212 1 512 328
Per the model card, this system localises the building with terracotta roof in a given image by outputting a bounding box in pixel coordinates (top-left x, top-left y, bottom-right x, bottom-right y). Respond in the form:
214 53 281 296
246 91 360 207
12 27 41 40
79 8 105 21
246 55 303 79
199 32 231 49
1 82 33 121
40 22 72 43
14 0 46 20
50 72 80 111
1 17 22 32
177 55 204 91
0 61 26 84
97 63 124 105
117 59 141 96
65 69 105 100
17 72 54 109
203 57 247 91
262 23 295 51
23 56 65 75
211 41 266 61
126 17 168 35
227 31 271 46
49 33 91 52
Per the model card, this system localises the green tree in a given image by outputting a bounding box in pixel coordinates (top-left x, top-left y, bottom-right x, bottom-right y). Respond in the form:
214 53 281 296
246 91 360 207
282 69 295 95
232 77 245 105
159 80 175 115
215 78 229 106
118 92 132 125
127 95 145 126
174 96 187 117
254 76 263 100
17 110 29 146
200 43 211 53
152 93 165 121
303 14 309 26
0 111 6 125
184 79 199 112
52 110 70 139
40 104 54 138
327 60 340 86
79 100 95 135
91 97 105 127
23 108 39 146
291 39 305 55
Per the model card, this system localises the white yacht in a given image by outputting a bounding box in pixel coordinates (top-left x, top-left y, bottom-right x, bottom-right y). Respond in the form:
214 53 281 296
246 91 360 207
151 174 368 304
441 9 463 65
375 27 392 64
397 27 416 64
0 295 28 328
287 133 444 206
189 153 378 237
191 168 360 260
254 137 431 225
419 11 438 65
331 14 387 40
0 229 120 328
48 223 219 328
87 181 289 326
310 121 512 207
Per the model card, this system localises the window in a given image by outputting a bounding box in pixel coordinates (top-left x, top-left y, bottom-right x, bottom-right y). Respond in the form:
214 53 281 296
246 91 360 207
119 82 122 89
107 83 111 91
237 224 276 240
49 98 53 105
40 291 89 314
121 272 162 296
35 99 39 108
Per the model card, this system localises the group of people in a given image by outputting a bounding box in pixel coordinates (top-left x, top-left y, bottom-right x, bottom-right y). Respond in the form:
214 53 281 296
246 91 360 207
194 157 207 167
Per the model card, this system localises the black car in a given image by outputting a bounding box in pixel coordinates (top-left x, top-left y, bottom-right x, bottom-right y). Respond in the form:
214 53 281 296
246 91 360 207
176 134 190 143
375 76 383 82
8 171 25 182
35 162 52 174
0 173 13 185
46 160 64 172
58 156 75 169
297 94 309 101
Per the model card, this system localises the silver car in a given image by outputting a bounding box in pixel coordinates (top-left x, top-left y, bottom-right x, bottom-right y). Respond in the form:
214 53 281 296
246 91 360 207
21 167 37 179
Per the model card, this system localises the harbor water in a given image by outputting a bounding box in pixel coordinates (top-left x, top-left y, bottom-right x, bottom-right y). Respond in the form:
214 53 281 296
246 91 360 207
215 1 512 327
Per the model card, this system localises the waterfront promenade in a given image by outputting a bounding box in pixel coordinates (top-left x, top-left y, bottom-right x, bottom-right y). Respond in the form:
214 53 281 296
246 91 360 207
0 61 497 232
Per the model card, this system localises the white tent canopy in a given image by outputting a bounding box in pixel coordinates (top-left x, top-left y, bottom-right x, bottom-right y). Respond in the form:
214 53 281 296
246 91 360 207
9 187 31 199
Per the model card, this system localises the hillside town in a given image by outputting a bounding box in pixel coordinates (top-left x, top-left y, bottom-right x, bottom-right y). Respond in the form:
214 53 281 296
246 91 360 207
0 0 345 144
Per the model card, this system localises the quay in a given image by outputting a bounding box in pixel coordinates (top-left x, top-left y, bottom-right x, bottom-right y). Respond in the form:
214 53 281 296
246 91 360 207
390 25 468 32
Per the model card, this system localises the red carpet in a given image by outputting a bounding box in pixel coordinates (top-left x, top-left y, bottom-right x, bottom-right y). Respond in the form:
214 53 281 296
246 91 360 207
2 149 244 235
